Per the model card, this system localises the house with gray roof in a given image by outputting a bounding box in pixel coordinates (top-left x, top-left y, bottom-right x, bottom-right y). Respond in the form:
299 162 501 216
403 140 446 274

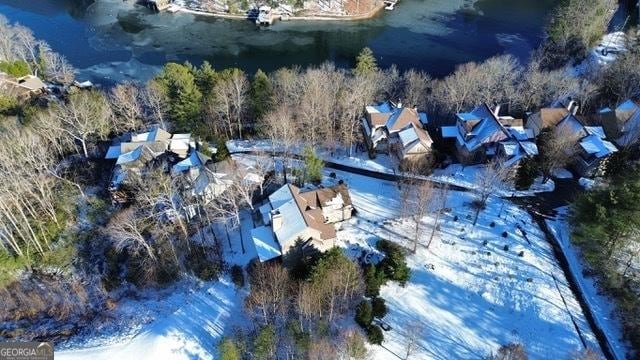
554 114 618 177
598 98 640 148
441 103 538 165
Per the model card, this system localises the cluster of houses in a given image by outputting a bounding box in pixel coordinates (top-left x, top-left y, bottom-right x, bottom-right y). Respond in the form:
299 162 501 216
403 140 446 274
103 126 355 263
104 127 263 205
361 98 640 178
99 97 640 264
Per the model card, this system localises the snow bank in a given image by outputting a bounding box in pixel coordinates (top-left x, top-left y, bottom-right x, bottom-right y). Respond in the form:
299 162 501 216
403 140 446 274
545 208 630 359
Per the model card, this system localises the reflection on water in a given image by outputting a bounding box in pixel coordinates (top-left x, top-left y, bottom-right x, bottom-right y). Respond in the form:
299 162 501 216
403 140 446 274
0 0 556 84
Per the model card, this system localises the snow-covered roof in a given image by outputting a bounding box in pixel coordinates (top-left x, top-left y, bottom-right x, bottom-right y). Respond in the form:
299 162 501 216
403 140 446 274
259 203 273 224
398 126 419 147
272 195 308 248
250 226 281 262
105 145 122 159
579 135 618 158
116 146 143 165
441 126 458 138
173 150 204 173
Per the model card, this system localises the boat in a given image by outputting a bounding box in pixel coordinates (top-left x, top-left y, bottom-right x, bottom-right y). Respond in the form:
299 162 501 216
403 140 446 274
384 0 397 10
256 6 273 26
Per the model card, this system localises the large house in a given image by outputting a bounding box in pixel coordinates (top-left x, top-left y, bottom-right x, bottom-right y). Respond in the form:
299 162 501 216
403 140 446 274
554 114 618 177
598 98 640 148
524 100 580 137
362 101 433 161
105 128 210 200
441 104 538 165
250 183 353 262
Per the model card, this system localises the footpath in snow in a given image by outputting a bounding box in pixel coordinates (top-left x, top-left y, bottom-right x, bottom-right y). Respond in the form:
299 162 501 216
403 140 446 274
546 207 631 359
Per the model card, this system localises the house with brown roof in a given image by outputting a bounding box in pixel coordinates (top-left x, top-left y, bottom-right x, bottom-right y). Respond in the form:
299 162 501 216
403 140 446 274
362 101 432 161
250 183 353 262
524 99 579 137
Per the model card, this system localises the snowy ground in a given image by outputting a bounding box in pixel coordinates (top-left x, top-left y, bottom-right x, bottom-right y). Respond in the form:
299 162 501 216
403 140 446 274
546 208 631 359
431 164 555 196
227 139 397 174
58 278 247 360
330 170 601 359
57 216 255 360
59 157 599 359
571 31 628 77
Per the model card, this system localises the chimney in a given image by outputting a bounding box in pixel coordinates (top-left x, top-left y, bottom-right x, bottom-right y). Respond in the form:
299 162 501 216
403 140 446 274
271 210 283 231
397 99 402 109
567 100 579 115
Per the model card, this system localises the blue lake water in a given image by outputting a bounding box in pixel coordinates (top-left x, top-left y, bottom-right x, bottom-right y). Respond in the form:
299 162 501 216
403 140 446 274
0 0 556 83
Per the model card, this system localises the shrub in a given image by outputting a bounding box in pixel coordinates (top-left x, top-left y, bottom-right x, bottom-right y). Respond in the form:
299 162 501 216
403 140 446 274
365 325 384 345
0 60 30 77
230 265 244 288
253 325 276 360
515 157 538 190
355 300 372 328
376 240 411 286
218 337 241 360
503 245 509 252
363 264 386 297
371 297 387 318
187 245 220 281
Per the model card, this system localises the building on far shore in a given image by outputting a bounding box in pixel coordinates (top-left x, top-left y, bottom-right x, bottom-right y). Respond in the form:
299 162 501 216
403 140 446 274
250 183 353 262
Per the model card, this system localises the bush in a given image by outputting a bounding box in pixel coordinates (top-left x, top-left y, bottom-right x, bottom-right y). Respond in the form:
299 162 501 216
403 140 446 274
355 300 372 328
186 245 219 281
515 157 538 190
218 337 241 360
230 265 244 288
365 325 384 345
371 297 387 318
0 60 30 77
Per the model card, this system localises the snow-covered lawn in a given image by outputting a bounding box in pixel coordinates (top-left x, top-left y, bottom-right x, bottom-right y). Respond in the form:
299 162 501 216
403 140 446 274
546 208 630 359
431 164 555 196
331 170 601 359
58 278 247 360
227 139 397 174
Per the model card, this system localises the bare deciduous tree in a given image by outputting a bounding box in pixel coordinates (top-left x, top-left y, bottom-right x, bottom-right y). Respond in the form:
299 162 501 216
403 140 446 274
473 157 513 226
245 262 291 325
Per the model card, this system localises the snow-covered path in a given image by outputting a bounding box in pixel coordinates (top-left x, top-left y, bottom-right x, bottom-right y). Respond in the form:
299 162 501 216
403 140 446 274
58 279 245 360
546 208 631 359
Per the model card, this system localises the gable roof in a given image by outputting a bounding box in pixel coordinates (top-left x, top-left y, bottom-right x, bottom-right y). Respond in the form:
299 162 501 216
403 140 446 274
268 183 352 247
